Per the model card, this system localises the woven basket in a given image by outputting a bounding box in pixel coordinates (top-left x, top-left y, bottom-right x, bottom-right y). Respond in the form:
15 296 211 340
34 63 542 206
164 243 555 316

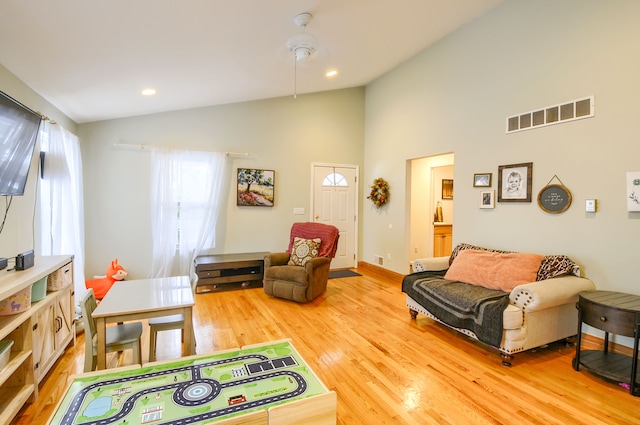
47 262 73 291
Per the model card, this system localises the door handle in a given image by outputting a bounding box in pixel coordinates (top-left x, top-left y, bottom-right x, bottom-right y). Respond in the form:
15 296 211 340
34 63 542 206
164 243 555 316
315 215 319 219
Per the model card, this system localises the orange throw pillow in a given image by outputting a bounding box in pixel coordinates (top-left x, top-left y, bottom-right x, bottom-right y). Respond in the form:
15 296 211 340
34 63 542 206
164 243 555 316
444 249 544 292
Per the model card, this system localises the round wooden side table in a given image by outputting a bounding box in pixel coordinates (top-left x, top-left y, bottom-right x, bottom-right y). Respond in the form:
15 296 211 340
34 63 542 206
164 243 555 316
573 290 640 396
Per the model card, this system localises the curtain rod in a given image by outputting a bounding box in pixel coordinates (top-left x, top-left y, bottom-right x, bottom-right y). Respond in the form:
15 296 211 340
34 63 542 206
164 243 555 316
1 90 44 120
113 142 249 157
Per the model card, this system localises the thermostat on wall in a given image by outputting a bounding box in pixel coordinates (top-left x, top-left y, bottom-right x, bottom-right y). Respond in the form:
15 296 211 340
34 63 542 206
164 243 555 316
585 199 597 212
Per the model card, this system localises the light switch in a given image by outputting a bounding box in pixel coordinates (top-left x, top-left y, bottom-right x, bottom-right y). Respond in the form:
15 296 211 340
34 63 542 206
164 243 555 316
585 199 597 212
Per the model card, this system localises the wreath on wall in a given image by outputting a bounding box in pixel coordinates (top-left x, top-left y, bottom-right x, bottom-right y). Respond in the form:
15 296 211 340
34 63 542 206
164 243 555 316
367 177 390 208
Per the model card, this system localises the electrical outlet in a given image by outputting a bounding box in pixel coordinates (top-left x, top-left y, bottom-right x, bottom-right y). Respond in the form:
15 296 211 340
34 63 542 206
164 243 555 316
387 253 392 261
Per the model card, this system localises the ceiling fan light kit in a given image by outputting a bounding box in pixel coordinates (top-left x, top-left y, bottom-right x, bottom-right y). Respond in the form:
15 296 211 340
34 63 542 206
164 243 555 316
286 12 319 64
287 32 319 62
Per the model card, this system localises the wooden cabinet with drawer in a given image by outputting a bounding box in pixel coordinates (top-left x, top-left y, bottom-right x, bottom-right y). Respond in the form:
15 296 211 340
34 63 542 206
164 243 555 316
433 224 452 257
0 255 75 425
32 284 74 383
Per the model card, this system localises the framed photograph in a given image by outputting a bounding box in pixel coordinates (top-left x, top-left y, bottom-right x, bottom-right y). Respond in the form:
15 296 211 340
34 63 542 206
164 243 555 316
498 162 532 202
441 179 454 199
237 168 274 207
479 190 495 209
473 173 492 187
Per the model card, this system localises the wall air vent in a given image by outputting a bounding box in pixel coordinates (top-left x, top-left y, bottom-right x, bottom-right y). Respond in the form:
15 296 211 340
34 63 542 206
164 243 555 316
374 255 384 266
506 95 594 134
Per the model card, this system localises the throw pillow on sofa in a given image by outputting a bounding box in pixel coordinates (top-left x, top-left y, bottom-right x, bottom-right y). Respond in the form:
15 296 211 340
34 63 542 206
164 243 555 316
448 242 512 266
536 255 579 280
449 242 580 280
288 237 321 266
444 249 544 292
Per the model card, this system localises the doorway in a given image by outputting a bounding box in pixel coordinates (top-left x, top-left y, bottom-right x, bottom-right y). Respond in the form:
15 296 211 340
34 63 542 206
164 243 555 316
312 163 358 269
408 153 454 262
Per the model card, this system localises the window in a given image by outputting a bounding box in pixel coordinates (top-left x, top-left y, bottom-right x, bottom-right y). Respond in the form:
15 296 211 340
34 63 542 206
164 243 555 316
149 148 227 277
322 172 348 187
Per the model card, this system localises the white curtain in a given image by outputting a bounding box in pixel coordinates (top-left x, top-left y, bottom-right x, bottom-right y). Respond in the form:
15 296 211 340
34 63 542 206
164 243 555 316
39 123 86 299
148 148 227 279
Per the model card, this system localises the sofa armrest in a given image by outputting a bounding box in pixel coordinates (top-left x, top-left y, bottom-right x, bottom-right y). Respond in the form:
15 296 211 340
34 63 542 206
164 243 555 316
264 252 290 268
510 276 596 312
412 256 450 272
305 256 331 273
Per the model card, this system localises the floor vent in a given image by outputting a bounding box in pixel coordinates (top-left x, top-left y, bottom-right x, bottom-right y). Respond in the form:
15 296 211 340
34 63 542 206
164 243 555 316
506 95 594 134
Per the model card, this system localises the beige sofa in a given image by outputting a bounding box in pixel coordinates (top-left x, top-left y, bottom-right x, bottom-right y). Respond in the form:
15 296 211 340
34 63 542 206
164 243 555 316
403 244 595 366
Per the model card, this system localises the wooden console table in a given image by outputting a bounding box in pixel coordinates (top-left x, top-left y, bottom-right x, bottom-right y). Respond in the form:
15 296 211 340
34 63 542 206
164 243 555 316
573 290 640 396
194 252 269 294
0 255 75 424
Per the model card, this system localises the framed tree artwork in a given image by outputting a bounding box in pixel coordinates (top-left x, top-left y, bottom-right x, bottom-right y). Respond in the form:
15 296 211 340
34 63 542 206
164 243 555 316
237 168 275 207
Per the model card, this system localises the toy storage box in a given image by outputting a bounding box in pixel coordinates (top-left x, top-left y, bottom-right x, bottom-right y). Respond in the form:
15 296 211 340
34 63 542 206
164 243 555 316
47 262 72 291
0 286 31 316
31 276 48 302
0 339 14 371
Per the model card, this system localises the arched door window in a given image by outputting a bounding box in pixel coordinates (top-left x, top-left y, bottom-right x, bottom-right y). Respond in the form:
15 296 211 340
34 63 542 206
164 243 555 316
323 172 348 187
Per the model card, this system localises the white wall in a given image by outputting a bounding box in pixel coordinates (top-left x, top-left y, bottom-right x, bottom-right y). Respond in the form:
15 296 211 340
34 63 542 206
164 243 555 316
364 0 640 344
78 88 365 279
0 64 76 258
366 0 640 286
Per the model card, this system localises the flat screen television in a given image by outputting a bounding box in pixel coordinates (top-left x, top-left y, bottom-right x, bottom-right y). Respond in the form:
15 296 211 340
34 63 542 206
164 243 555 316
0 91 42 196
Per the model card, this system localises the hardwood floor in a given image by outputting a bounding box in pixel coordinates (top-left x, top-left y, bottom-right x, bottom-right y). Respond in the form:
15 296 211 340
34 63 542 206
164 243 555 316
12 264 638 424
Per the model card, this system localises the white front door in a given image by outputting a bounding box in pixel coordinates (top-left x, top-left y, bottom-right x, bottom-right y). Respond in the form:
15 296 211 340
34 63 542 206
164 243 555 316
312 164 358 269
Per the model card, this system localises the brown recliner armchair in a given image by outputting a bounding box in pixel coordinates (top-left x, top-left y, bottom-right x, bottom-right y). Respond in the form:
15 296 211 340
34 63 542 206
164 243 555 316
263 222 340 303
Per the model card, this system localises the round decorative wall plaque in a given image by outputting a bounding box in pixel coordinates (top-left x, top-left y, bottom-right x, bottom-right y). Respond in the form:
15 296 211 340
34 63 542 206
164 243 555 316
537 176 572 214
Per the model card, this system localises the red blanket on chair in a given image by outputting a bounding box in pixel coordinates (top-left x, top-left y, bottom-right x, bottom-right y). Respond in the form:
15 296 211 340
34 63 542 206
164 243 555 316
287 222 340 258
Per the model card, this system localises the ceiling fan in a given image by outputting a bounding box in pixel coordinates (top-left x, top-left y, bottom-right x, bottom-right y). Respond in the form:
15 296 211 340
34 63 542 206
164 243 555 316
283 12 323 98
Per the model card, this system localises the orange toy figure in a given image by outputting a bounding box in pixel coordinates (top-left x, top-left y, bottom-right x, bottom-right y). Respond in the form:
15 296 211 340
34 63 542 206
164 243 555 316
84 259 128 300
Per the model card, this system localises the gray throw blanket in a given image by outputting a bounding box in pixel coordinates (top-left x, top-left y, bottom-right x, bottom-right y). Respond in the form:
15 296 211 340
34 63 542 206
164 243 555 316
402 271 510 347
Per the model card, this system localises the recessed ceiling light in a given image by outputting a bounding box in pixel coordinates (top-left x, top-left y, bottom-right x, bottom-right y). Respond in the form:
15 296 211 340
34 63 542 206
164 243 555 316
325 70 338 78
141 88 157 96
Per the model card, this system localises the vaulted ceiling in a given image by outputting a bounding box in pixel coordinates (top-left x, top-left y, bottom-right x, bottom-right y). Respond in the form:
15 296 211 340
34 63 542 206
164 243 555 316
0 0 502 123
